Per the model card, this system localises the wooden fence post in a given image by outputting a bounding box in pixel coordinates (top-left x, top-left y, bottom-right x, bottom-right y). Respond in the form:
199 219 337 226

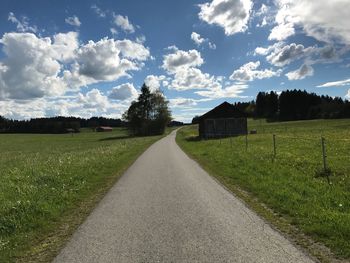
321 137 329 183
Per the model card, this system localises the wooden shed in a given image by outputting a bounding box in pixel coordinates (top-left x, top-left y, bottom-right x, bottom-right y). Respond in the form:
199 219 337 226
198 102 247 138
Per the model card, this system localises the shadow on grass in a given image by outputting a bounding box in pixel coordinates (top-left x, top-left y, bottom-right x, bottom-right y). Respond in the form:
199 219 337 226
99 135 133 141
185 136 201 142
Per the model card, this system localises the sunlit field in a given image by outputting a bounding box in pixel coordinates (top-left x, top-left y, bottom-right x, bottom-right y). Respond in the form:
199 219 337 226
177 119 350 260
0 128 163 262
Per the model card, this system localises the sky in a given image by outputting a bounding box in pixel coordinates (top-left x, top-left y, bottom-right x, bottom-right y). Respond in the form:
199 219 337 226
1 0 350 122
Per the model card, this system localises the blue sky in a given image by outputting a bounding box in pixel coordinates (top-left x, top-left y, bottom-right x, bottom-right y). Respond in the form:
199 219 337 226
1 0 350 122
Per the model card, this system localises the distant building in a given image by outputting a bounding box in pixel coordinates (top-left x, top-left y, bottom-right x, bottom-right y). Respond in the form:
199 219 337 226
197 102 247 138
95 126 113 132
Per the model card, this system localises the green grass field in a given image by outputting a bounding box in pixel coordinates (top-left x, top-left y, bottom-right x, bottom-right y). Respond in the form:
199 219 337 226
177 119 350 261
0 128 163 262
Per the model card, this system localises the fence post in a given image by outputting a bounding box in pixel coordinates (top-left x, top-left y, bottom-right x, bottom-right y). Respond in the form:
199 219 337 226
273 134 276 158
245 134 248 151
321 137 329 183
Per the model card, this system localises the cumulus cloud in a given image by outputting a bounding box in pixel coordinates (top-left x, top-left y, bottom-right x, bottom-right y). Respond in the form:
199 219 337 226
65 16 81 27
191 32 216 49
255 42 317 67
270 0 350 44
162 49 203 73
266 43 315 67
170 67 221 90
198 0 253 36
91 5 106 18
195 83 248 99
115 39 150 61
285 64 314 80
71 37 149 85
317 78 350 88
113 14 135 33
108 83 138 100
169 97 199 108
230 61 281 81
162 48 224 92
0 32 150 100
144 75 166 92
0 90 132 120
0 32 76 100
191 32 205 46
8 12 37 33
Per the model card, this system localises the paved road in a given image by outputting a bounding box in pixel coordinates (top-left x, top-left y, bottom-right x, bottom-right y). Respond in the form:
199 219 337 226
54 130 314 263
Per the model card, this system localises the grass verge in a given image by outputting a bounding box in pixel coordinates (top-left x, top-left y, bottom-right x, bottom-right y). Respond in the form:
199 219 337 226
176 120 350 263
0 128 165 262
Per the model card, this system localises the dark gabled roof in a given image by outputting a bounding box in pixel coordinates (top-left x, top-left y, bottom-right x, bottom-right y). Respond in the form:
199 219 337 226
198 101 246 120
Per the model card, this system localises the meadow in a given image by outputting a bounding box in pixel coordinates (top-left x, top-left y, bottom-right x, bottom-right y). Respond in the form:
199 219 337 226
0 128 163 262
177 119 350 262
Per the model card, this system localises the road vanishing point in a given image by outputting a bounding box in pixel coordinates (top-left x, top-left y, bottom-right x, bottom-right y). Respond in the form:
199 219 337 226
54 130 314 263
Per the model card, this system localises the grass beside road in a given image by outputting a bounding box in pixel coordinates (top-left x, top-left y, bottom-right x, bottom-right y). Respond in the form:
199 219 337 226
0 128 163 262
176 119 350 262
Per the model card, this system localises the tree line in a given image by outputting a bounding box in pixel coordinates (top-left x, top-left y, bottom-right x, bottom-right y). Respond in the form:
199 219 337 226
193 89 350 123
0 116 124 133
254 90 350 121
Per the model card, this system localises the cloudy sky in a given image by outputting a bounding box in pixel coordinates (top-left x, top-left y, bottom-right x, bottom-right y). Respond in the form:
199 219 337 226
1 0 350 122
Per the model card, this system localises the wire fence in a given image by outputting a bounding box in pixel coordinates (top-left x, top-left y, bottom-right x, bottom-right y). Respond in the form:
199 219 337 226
212 132 350 183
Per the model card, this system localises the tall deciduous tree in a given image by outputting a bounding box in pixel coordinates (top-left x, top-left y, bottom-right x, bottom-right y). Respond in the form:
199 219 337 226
123 84 171 135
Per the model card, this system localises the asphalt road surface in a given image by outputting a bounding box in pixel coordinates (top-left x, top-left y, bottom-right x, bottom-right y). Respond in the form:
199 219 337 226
54 130 315 263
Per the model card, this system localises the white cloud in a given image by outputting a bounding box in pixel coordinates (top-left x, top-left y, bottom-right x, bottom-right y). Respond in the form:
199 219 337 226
144 75 166 92
169 97 199 108
115 39 150 61
0 90 132 120
91 5 106 18
230 61 281 81
198 0 253 36
162 49 203 73
52 32 79 62
285 64 314 80
65 16 81 27
191 32 217 49
110 28 117 35
0 32 75 100
268 22 294 41
77 88 109 111
108 83 138 101
266 43 315 67
317 78 350 88
113 14 135 33
72 37 148 84
195 83 248 99
191 32 205 46
162 48 225 92
0 32 149 100
271 0 350 44
170 67 221 90
8 12 37 33
208 42 216 50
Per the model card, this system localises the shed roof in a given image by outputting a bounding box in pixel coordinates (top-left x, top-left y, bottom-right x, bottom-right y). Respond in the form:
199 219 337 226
198 101 246 120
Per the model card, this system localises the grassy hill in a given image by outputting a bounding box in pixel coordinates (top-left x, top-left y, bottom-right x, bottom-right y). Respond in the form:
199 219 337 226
177 119 350 262
0 128 163 262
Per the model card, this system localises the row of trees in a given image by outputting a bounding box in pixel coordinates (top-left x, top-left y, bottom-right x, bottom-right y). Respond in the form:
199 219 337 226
255 90 350 121
0 84 172 135
192 89 350 124
0 116 124 133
